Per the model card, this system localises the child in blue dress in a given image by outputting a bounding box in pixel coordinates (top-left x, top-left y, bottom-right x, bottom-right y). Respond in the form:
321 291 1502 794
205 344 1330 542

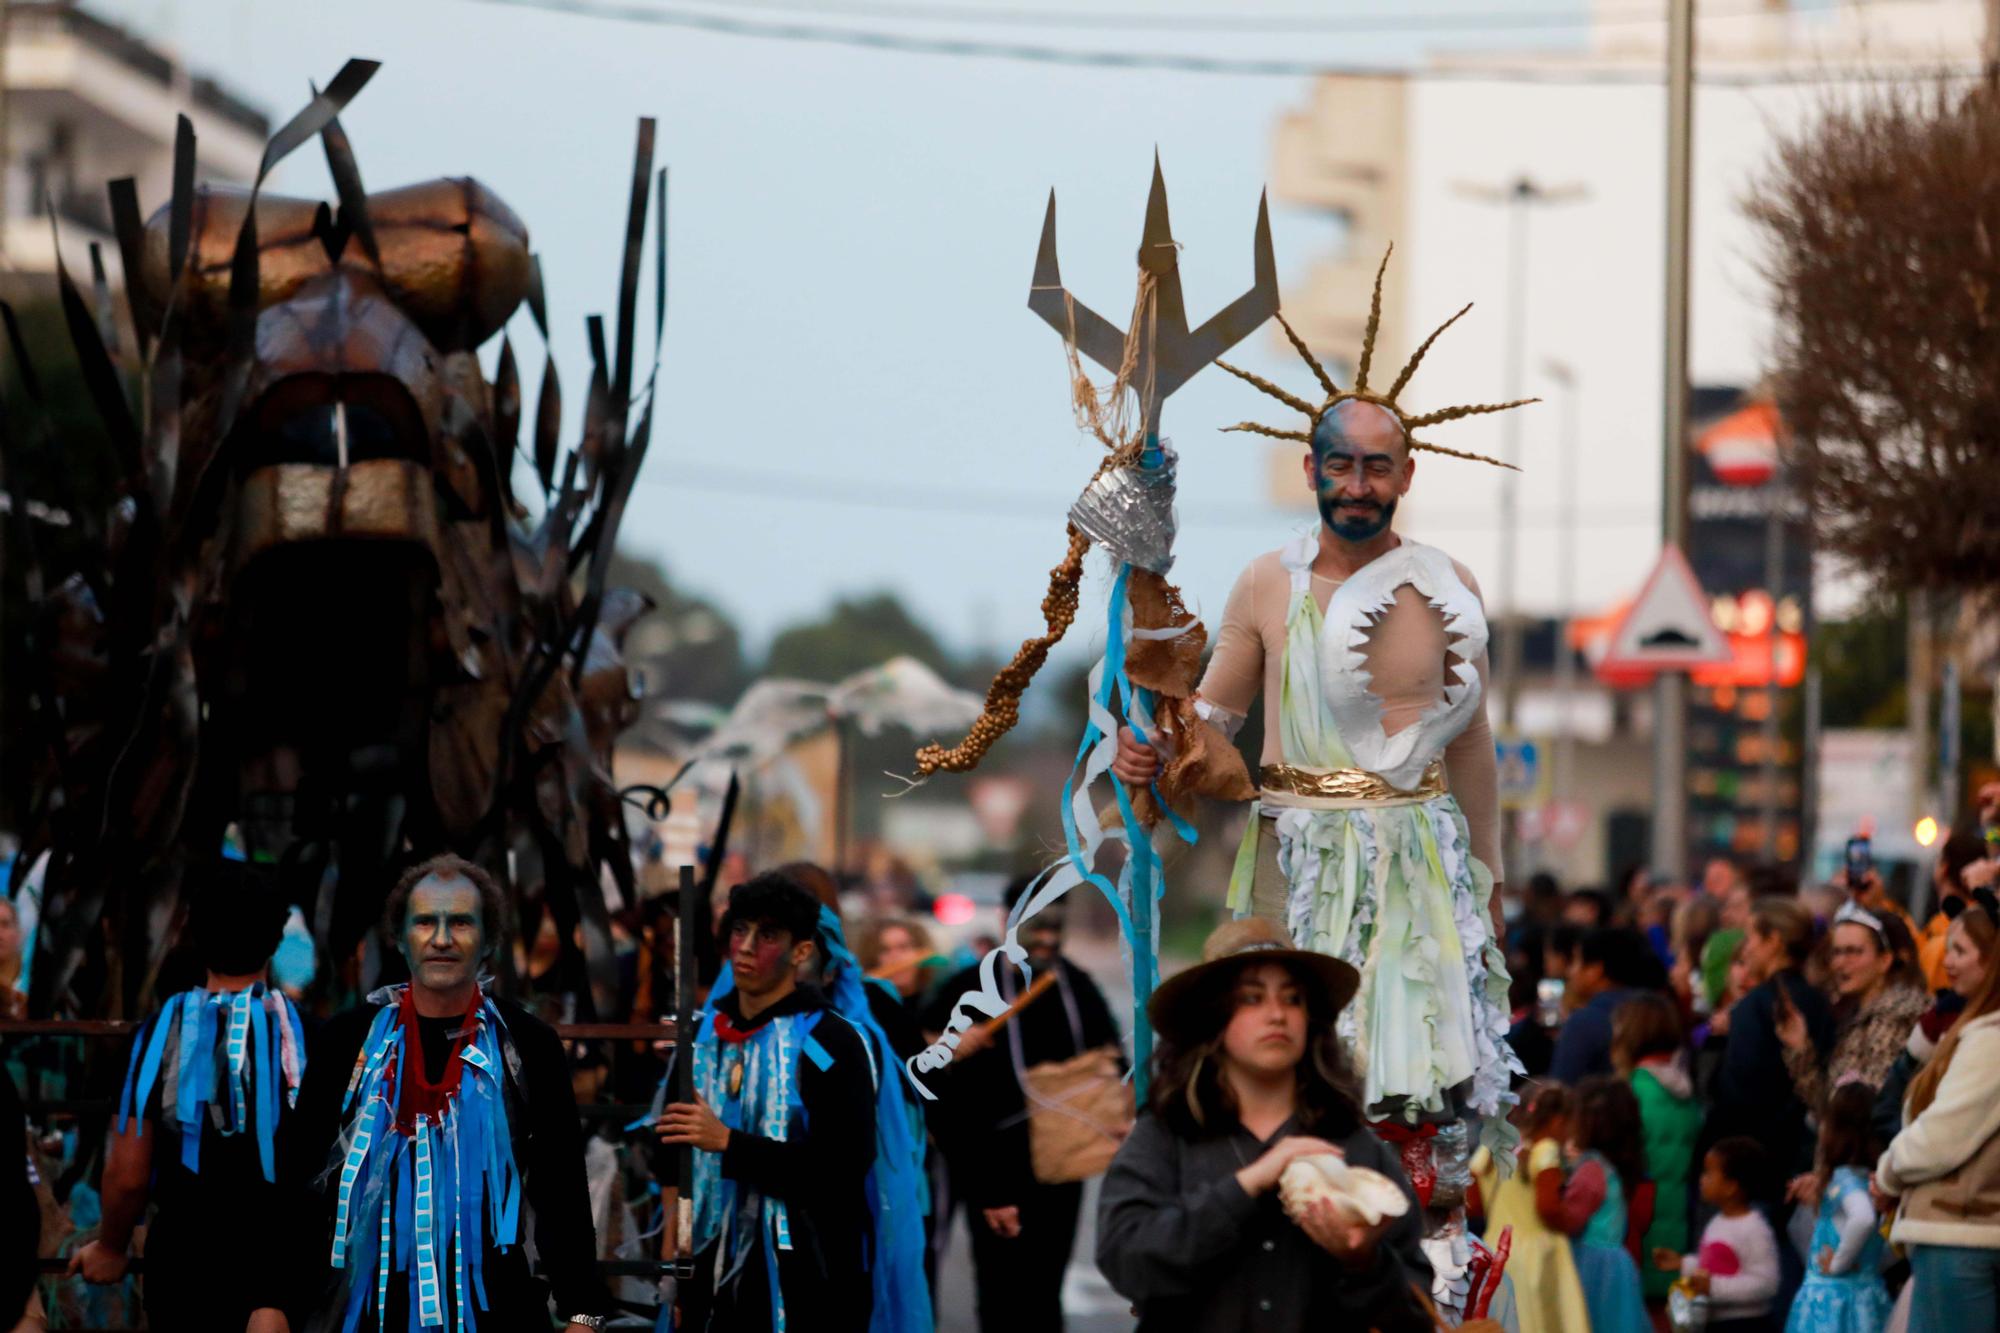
1563 1075 1652 1333
1786 1082 1891 1333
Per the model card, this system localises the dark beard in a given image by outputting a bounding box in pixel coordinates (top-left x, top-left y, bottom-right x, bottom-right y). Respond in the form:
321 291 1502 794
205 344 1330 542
1320 494 1397 542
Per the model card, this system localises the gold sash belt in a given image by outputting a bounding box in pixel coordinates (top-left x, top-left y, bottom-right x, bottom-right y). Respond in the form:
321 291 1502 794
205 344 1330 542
1259 759 1448 805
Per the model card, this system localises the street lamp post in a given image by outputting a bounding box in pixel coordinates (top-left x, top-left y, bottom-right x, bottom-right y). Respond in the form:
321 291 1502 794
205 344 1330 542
1454 175 1584 874
1545 359 1579 810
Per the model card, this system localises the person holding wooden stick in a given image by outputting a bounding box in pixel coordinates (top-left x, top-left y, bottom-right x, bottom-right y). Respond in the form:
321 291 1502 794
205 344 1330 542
920 878 1124 1333
655 872 877 1333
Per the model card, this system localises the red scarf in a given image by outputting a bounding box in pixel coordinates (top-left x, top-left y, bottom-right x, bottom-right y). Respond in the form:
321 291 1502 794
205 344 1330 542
391 987 481 1132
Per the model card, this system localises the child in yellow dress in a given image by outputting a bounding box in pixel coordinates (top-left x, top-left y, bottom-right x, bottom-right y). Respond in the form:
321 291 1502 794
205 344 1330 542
1471 1084 1589 1333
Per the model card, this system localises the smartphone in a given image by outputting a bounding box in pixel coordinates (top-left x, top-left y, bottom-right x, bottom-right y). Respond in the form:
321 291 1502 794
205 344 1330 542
1536 977 1565 1028
1845 835 1872 885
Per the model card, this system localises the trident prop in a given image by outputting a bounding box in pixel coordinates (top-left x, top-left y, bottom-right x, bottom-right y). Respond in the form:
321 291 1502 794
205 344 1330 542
910 156 1276 1099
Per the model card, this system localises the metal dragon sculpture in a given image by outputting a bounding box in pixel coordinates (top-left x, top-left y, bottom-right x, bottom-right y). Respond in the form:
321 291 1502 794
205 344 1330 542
1 61 666 1020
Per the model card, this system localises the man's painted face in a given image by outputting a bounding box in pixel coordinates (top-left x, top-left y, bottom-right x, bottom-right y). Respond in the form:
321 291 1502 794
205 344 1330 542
1307 399 1411 542
402 877 486 994
729 918 807 996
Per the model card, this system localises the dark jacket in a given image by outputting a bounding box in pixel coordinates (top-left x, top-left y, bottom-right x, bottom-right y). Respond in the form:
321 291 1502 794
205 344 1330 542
663 985 878 1333
920 955 1121 1207
1703 969 1835 1187
276 995 611 1332
1096 1109 1434 1333
1548 985 1637 1085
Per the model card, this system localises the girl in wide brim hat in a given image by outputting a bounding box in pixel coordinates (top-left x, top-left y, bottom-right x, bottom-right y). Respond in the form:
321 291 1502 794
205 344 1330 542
1095 916 1439 1332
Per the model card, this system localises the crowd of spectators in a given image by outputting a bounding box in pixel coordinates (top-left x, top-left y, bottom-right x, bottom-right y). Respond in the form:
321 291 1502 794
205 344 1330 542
1489 799 2000 1333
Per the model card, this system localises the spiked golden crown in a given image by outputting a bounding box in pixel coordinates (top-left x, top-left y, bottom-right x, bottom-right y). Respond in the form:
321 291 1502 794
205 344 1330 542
1217 244 1534 470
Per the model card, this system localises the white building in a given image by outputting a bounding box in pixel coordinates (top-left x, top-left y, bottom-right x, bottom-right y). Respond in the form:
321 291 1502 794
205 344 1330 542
1265 0 1983 603
1 2 265 281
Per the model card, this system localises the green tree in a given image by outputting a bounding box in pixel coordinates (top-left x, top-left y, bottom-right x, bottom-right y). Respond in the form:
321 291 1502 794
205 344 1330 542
606 554 749 707
765 591 952 685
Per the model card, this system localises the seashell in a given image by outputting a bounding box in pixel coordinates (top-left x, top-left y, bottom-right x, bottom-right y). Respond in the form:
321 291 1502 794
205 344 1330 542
1277 1154 1411 1228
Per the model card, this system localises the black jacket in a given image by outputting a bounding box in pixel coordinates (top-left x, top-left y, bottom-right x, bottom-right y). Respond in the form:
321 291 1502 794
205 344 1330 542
1702 969 1835 1188
919 955 1121 1207
1096 1109 1434 1333
275 995 611 1332
663 985 878 1333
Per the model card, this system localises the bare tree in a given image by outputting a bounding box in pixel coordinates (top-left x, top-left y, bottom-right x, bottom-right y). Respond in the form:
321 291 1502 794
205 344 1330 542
1749 83 2000 594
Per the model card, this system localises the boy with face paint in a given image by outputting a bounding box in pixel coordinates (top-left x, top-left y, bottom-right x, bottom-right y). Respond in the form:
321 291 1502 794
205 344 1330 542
71 858 304 1331
1111 278 1525 1225
653 871 878 1333
254 853 610 1333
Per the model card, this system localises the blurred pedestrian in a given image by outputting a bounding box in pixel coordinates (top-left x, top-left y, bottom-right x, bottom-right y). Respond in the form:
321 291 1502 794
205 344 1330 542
857 915 947 1022
1656 1137 1782 1333
1874 895 2000 1333
921 880 1121 1333
1470 1084 1586 1333
1780 902 1926 1117
1785 1083 1890 1333
1550 927 1654 1084
1917 830 1993 991
1705 899 1834 1189
1615 993 1701 1304
1701 862 1754 1013
1095 918 1432 1332
1563 889 1615 930
0 899 24 1020
1671 893 1722 1016
1561 1076 1651 1333
1876 890 1997 1140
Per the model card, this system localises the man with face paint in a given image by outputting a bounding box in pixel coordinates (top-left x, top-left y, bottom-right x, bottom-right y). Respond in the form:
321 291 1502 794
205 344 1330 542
255 853 610 1333
1112 265 1529 1198
918 876 1122 1333
655 871 877 1333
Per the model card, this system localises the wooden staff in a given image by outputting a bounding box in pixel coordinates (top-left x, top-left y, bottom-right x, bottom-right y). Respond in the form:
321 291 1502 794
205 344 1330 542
674 861 696 1278
969 970 1057 1041
866 954 949 983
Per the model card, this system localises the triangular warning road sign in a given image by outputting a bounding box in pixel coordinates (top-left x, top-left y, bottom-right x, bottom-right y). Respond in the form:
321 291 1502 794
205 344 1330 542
1598 545 1732 675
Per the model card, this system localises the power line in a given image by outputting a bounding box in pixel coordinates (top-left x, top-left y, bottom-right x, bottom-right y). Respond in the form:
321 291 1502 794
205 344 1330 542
631 460 1656 531
517 0 1847 35
461 0 1986 84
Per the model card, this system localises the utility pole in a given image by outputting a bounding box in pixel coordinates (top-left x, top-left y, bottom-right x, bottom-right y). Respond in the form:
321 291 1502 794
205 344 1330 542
1654 0 1696 882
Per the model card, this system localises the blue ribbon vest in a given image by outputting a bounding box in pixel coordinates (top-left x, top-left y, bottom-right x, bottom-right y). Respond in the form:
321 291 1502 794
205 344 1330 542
119 983 306 1185
327 987 523 1333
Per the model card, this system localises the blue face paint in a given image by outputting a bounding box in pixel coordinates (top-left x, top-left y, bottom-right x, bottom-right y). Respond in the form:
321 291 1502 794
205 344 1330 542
1311 400 1407 542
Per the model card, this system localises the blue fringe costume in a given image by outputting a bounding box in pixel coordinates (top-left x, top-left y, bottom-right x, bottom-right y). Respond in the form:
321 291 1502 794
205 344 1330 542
119 983 307 1183
324 986 522 1333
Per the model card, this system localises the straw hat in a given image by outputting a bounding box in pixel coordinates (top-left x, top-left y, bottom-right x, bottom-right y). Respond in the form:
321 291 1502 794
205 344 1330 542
1148 917 1359 1046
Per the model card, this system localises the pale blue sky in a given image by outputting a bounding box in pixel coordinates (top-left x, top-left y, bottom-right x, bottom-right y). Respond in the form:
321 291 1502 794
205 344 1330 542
102 0 1596 660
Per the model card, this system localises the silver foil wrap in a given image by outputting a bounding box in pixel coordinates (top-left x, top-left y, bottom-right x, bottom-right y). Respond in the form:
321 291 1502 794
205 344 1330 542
1068 442 1179 574
1429 1119 1472 1212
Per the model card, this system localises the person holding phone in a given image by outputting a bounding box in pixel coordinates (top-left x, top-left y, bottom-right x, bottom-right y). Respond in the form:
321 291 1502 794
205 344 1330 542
1702 898 1834 1310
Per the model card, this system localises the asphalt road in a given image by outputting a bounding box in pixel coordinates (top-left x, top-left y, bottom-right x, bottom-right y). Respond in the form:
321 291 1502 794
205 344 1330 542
931 1176 1136 1333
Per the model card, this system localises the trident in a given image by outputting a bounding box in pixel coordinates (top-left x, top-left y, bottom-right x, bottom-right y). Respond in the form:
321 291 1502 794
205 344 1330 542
1027 155 1278 1090
1028 150 1278 438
